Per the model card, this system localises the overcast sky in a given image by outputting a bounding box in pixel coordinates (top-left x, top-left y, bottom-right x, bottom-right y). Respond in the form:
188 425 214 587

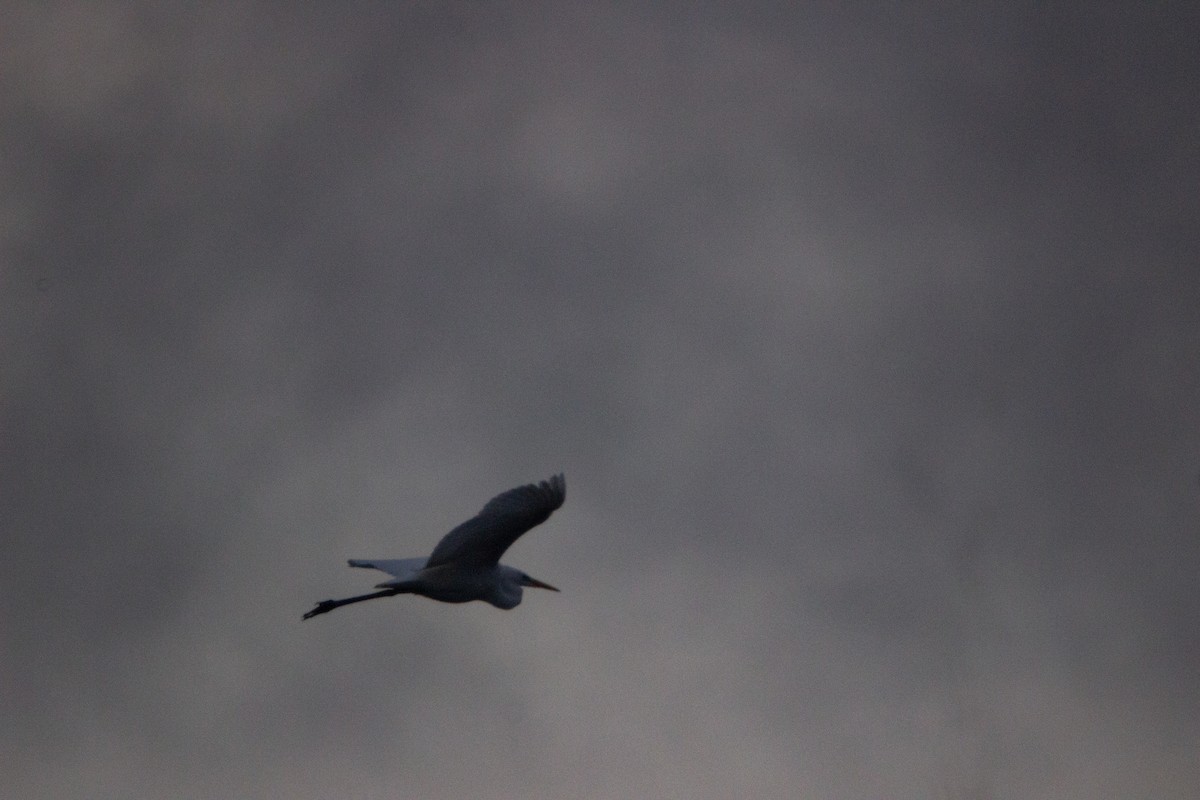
3 3 1199 799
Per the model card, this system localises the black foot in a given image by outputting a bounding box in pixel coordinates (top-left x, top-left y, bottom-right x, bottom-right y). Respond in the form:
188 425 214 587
302 600 337 620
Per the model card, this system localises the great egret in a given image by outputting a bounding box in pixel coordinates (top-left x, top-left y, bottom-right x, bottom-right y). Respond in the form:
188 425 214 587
302 474 564 620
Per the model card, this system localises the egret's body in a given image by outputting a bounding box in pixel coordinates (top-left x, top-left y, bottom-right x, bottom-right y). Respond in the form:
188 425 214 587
303 474 564 619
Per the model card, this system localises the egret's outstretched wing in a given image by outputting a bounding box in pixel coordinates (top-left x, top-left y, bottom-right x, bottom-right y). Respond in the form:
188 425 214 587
425 474 565 569
348 558 427 581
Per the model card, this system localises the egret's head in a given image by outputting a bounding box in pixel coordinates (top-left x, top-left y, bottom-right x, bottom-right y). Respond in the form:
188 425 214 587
488 568 559 609
520 572 559 592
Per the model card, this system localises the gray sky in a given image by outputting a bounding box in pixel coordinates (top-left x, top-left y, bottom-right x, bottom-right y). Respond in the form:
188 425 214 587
3 3 1198 799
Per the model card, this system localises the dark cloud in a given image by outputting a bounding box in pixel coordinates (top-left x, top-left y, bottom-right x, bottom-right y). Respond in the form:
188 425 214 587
3 3 1198 798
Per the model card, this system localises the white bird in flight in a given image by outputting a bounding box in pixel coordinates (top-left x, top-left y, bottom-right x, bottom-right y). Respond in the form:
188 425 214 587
303 474 565 620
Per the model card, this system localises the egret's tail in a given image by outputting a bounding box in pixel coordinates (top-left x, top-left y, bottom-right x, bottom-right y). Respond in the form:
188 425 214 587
347 558 427 581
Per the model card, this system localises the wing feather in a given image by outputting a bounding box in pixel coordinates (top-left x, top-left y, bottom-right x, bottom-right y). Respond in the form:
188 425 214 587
425 474 565 568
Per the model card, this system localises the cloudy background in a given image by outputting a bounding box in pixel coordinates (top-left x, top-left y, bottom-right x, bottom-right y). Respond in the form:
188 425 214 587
3 3 1199 798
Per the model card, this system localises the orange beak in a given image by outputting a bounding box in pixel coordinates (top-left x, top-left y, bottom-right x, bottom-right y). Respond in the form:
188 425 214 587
524 576 560 592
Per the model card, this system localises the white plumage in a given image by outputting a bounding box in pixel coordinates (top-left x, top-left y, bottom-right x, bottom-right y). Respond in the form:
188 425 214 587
303 474 564 619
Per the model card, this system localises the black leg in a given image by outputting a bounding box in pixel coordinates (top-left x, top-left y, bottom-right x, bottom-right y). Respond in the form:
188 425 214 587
302 588 403 620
